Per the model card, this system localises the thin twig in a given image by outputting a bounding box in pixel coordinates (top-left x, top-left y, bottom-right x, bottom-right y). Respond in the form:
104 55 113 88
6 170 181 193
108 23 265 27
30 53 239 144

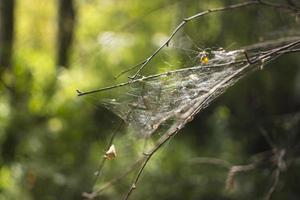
114 60 147 79
88 121 124 194
225 163 256 190
123 123 181 200
258 0 300 12
77 61 244 96
265 169 280 200
82 157 145 199
85 42 300 199
124 0 299 80
77 2 300 198
189 157 232 168
128 1 260 80
77 39 300 97
243 51 254 64
242 36 300 51
122 61 252 199
122 41 300 200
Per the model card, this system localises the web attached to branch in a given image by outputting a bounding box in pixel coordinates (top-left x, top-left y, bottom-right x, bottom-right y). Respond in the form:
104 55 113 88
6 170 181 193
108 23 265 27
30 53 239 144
78 38 300 199
91 49 245 137
80 38 300 138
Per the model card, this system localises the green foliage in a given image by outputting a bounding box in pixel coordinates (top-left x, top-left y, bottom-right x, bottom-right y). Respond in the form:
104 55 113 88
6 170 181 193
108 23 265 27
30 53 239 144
0 0 300 199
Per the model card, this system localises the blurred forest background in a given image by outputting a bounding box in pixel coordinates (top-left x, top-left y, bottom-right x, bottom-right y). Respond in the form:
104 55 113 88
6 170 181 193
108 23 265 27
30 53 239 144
1 0 300 199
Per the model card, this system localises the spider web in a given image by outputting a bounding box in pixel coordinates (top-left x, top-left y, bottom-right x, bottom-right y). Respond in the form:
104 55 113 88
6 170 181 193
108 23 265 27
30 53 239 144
80 37 300 139
86 48 246 137
79 38 300 198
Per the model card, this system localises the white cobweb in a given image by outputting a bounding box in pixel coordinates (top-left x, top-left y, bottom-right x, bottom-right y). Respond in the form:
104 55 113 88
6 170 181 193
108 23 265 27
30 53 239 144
88 48 248 137
79 38 300 198
79 37 300 139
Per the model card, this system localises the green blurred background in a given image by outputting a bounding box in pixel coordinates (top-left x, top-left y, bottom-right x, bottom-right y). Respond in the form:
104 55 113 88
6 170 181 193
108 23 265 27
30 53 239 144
0 0 300 199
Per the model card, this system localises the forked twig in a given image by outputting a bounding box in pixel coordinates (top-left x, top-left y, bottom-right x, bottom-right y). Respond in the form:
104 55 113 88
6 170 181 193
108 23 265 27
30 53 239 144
83 157 145 199
122 41 300 200
114 60 147 79
80 39 300 199
225 163 256 190
77 60 243 96
78 1 300 199
77 39 300 97
126 1 258 80
122 63 252 199
118 0 299 80
87 121 124 194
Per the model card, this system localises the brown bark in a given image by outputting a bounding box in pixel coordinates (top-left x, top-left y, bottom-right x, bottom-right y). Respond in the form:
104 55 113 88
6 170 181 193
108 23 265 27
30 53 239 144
0 0 15 72
57 0 76 68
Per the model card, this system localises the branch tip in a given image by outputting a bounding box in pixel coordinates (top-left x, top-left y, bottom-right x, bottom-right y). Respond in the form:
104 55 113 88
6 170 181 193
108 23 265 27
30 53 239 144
76 89 83 96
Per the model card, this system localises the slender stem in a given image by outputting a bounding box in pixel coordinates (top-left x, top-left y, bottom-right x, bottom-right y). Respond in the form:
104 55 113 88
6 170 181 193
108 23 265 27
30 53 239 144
123 124 180 200
77 61 244 96
83 41 300 200
125 0 299 80
258 0 300 12
82 157 145 199
89 121 124 192
77 1 300 198
128 1 261 80
77 39 300 97
122 41 300 200
114 60 147 79
265 169 280 200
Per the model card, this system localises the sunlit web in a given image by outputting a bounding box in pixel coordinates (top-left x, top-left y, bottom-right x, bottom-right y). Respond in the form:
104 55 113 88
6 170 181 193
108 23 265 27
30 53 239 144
84 48 245 137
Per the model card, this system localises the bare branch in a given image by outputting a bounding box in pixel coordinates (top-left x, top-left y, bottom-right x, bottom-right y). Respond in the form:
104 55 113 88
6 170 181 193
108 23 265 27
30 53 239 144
128 1 260 80
242 36 300 51
77 39 300 97
83 157 145 199
258 0 300 12
265 169 280 200
77 1 300 199
80 39 300 199
189 157 232 168
121 41 300 199
121 0 300 80
225 163 256 190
